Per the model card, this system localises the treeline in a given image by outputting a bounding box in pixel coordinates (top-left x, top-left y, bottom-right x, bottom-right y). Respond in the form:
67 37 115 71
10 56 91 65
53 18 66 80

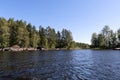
0 17 89 49
76 42 89 49
91 25 120 49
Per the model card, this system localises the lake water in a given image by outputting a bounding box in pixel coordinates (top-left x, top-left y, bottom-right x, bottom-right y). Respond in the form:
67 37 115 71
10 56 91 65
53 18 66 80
0 50 120 80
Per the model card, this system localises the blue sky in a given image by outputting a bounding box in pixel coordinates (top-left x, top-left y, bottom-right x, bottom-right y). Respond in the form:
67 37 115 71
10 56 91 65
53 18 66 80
0 0 120 44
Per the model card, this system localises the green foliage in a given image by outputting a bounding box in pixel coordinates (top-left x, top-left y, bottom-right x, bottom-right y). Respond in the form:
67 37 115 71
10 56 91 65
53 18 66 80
98 34 105 48
61 29 73 49
8 18 18 46
0 17 89 49
46 26 56 49
39 26 48 49
76 42 89 49
117 29 120 46
55 31 61 48
26 24 40 48
16 20 29 47
91 26 118 49
0 18 10 48
91 33 98 48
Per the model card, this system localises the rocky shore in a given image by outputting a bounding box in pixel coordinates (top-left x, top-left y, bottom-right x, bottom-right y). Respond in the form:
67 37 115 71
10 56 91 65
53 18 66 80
0 47 38 51
0 45 47 51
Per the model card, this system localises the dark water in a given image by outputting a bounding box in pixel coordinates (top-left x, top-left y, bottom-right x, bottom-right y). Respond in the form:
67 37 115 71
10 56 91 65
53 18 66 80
0 50 120 80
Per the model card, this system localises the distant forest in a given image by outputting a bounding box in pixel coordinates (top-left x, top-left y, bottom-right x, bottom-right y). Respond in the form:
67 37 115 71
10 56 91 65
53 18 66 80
91 25 120 49
0 17 89 49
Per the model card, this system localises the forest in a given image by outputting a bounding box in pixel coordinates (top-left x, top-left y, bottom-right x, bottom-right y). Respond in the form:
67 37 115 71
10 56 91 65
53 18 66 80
0 17 89 49
91 25 120 49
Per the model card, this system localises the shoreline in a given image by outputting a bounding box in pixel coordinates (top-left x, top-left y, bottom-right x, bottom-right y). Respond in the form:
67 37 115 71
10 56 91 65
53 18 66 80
2 47 120 52
91 48 120 50
0 47 90 52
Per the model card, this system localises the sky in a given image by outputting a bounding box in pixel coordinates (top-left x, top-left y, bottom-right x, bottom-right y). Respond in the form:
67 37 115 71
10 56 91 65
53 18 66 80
0 0 120 44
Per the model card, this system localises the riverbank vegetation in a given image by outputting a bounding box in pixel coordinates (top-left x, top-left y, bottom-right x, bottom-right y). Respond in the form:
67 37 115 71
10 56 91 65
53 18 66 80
91 25 120 49
0 17 89 50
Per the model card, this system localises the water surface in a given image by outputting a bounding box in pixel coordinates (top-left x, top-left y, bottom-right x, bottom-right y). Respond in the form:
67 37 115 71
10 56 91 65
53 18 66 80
0 50 120 80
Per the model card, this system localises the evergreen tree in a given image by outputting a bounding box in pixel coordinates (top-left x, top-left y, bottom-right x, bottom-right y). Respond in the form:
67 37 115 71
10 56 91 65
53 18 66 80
39 26 48 48
91 25 118 49
102 25 111 48
26 23 33 47
98 34 105 48
0 17 90 49
117 29 120 47
61 29 73 49
91 33 98 48
55 31 61 48
16 20 29 47
0 18 10 48
46 26 56 49
31 26 40 48
8 18 18 46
